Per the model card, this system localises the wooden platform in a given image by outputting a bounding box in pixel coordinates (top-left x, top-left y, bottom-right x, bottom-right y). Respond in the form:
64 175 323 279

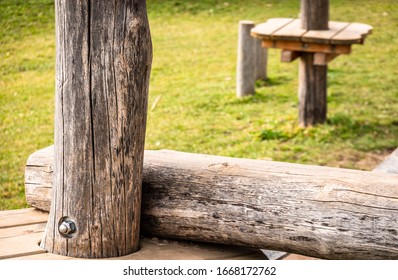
251 18 373 55
0 208 263 260
0 208 316 260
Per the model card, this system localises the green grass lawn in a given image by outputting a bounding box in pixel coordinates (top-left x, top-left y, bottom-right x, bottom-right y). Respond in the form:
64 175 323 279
1 0 398 210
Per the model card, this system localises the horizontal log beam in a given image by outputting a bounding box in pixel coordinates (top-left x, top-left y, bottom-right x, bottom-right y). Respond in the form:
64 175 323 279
25 146 398 259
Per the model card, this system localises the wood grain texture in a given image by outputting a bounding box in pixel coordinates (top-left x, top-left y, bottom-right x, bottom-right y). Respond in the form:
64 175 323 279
26 147 398 259
331 23 373 45
251 18 372 47
261 40 351 55
41 0 152 258
298 2 329 127
300 0 329 30
302 21 349 44
0 218 46 260
298 53 327 126
254 38 267 80
272 19 307 42
313 53 340 66
1 209 266 260
24 146 53 211
281 50 300 63
0 208 48 228
250 18 294 41
0 223 46 239
236 20 255 97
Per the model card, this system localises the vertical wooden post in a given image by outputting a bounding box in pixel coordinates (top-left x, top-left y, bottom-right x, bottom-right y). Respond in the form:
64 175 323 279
300 0 329 30
40 0 152 258
254 39 267 80
236 20 255 97
298 0 329 126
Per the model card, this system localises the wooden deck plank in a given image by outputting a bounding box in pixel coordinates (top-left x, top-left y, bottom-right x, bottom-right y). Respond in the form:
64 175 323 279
0 231 46 260
0 211 306 260
0 223 46 238
0 209 267 260
115 238 267 260
0 208 48 228
8 253 71 260
5 236 267 260
272 19 307 41
7 243 232 260
302 21 349 44
0 210 316 260
251 18 294 40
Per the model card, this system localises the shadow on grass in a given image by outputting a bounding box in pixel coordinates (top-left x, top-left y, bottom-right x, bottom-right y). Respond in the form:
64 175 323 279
228 92 271 105
256 76 292 88
226 76 294 106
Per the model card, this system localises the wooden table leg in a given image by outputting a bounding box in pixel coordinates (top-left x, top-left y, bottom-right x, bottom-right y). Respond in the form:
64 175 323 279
298 52 327 127
298 0 329 127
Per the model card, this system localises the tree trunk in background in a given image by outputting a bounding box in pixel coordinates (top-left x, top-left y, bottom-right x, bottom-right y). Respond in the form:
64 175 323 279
298 0 329 126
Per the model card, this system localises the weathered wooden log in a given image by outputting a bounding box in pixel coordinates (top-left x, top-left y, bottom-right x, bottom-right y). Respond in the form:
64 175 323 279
41 0 152 258
236 20 256 97
298 0 329 126
26 147 398 259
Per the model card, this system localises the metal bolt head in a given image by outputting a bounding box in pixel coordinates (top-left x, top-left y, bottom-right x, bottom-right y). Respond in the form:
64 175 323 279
59 220 76 235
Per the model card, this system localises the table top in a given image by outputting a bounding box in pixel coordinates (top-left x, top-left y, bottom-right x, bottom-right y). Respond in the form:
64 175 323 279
251 18 373 45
